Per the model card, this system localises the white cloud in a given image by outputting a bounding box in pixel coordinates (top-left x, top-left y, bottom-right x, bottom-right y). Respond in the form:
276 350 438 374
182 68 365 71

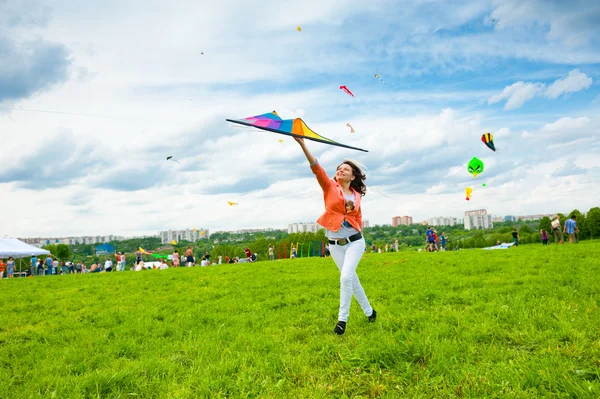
544 69 593 99
488 69 593 109
487 81 545 110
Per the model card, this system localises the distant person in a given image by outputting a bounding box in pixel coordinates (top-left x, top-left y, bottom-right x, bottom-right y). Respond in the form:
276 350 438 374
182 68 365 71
0 258 6 279
244 247 252 260
551 215 564 244
172 250 180 267
290 246 297 259
325 244 330 257
201 257 209 267
268 245 274 261
371 243 376 253
224 255 230 264
30 255 37 276
432 230 439 252
90 263 101 273
76 262 83 273
6 257 15 278
185 247 194 266
158 259 169 270
511 228 520 246
564 215 579 244
385 243 389 252
204 252 211 262
218 255 223 265
440 232 447 251
540 229 549 246
37 259 44 276
68 261 75 274
104 258 113 272
120 252 127 271
426 227 436 252
60 261 67 275
135 249 142 265
45 255 53 275
394 238 399 252
52 259 59 275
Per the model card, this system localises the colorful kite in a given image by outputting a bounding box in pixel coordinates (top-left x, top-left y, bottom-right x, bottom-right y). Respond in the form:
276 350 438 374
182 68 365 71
466 187 473 201
467 157 484 178
151 253 169 259
171 240 177 245
374 74 385 84
339 85 354 97
346 123 355 133
278 139 284 143
481 132 496 152
296 25 301 32
482 183 486 187
228 201 239 206
226 111 368 152
166 156 180 164
201 231 206 237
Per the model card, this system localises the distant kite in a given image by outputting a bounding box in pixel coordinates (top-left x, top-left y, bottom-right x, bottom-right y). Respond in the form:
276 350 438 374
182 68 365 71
339 85 354 97
481 132 496 152
166 156 180 164
491 18 500 26
296 25 301 32
201 231 206 237
374 74 385 84
467 157 484 178
228 202 239 206
226 110 368 152
346 123 355 133
171 240 177 245
278 139 284 143
466 187 473 201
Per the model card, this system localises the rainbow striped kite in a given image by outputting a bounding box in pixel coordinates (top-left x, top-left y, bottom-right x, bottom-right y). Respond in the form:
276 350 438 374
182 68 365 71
226 111 368 152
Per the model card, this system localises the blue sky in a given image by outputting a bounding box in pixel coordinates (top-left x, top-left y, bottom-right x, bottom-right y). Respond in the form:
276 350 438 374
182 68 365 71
1 0 599 237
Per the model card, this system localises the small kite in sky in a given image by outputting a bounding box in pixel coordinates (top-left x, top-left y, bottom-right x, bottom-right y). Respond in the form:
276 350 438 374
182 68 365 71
491 18 500 26
278 139 284 143
482 183 486 187
296 25 301 32
171 240 177 245
346 123 355 133
166 156 180 164
467 157 484 178
339 85 355 97
201 52 204 55
228 201 239 206
226 110 368 152
481 132 496 152
374 74 385 84
466 187 473 201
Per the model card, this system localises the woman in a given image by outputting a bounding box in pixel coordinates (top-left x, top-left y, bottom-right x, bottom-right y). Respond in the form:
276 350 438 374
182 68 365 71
540 229 549 246
7 257 15 278
172 250 180 267
295 137 376 335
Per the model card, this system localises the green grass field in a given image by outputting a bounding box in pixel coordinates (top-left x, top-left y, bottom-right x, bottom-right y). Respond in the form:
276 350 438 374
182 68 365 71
2 242 600 398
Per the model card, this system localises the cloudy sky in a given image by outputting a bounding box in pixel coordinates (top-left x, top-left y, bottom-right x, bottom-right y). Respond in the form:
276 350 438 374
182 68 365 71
1 0 599 238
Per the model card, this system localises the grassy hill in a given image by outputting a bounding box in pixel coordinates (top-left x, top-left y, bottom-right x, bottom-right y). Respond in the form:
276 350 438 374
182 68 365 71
1 242 599 398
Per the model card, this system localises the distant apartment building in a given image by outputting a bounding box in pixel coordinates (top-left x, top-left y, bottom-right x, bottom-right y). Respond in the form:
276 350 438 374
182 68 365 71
392 216 413 227
464 209 494 230
426 216 463 226
19 235 125 247
288 223 323 234
504 215 516 222
159 229 209 244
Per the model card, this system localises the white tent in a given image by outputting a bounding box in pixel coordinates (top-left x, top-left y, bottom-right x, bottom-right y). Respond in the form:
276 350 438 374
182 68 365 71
0 239 51 258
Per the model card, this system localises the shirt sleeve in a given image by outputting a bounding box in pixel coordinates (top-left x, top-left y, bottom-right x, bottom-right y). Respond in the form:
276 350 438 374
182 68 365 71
309 160 333 192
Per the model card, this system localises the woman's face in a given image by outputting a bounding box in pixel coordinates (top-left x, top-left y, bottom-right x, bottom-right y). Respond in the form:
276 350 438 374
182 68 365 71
336 163 355 183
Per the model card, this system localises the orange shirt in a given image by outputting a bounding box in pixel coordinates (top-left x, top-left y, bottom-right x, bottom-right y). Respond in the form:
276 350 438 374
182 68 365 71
0 262 6 272
310 162 363 232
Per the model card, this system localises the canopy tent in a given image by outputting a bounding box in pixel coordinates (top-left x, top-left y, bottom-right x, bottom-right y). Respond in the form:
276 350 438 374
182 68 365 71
0 239 51 258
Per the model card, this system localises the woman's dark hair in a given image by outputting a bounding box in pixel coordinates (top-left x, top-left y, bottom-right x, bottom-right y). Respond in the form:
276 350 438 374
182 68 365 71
335 160 367 196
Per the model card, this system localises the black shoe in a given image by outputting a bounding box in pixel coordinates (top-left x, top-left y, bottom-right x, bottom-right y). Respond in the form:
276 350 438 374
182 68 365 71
333 321 346 335
368 309 377 323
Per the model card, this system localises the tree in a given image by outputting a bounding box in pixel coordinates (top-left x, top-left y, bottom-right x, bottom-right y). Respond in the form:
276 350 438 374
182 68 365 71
586 207 600 239
519 224 532 235
56 244 71 261
538 217 552 235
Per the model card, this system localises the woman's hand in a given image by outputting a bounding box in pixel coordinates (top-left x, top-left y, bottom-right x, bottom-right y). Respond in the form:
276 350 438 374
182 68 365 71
294 136 304 145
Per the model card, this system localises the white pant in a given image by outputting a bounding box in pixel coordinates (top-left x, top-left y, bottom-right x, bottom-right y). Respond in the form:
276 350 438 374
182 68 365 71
329 237 373 322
